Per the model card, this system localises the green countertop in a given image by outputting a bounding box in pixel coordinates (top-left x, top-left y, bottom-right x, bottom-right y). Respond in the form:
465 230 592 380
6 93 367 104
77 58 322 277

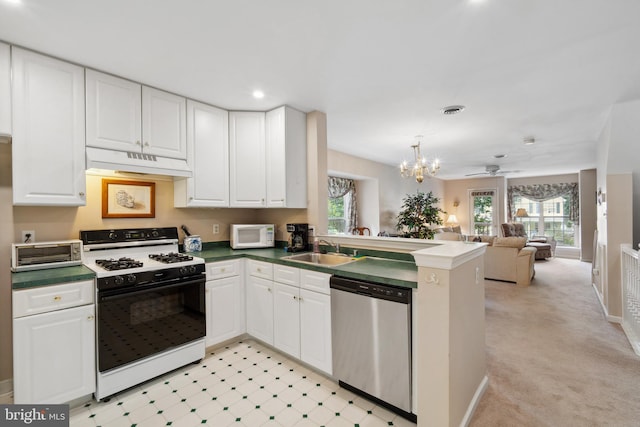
11 265 97 290
12 247 418 290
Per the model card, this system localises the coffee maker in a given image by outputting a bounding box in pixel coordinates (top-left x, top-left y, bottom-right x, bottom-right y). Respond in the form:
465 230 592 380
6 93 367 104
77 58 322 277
286 223 309 252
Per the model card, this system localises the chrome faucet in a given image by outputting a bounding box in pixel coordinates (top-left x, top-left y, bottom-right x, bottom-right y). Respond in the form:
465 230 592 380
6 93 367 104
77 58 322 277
316 239 340 254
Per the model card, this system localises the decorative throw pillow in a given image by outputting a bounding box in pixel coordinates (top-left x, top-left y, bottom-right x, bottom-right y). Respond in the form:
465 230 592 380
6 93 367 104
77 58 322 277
451 225 462 234
493 236 526 249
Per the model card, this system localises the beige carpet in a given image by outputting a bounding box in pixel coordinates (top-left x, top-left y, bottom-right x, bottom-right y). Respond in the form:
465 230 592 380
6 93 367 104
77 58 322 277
470 257 640 427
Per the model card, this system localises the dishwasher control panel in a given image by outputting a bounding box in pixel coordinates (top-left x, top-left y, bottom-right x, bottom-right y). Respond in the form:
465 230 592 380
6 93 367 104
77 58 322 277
330 276 411 304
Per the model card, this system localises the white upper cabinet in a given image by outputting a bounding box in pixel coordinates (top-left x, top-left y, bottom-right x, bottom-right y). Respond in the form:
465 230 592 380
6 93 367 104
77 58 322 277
174 100 229 207
230 107 307 208
0 42 11 142
86 69 186 159
142 86 187 159
265 106 307 208
11 47 86 206
229 111 266 207
86 70 142 152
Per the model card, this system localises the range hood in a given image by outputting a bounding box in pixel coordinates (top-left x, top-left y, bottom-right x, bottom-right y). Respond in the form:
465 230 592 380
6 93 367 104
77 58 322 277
86 147 192 177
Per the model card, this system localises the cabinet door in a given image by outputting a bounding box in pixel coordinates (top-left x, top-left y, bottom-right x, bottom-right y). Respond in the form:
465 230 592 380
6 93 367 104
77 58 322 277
245 275 274 344
205 276 245 347
300 289 332 374
174 100 229 207
0 42 10 140
265 106 307 208
13 304 95 404
142 86 186 159
229 111 266 207
11 48 86 206
273 282 301 359
86 69 142 152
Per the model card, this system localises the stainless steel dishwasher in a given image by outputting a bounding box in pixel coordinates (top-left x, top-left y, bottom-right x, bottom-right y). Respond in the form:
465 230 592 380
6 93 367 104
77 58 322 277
330 276 415 422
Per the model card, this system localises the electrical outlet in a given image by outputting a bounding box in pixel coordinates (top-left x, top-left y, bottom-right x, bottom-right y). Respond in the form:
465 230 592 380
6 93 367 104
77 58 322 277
21 230 35 244
213 224 220 234
308 225 316 237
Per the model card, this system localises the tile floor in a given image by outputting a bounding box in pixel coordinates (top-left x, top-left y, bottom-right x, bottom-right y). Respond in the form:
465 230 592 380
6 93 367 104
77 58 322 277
70 340 417 426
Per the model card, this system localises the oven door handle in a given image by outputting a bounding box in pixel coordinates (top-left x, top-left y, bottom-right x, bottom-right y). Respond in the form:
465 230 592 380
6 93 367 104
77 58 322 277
98 276 205 301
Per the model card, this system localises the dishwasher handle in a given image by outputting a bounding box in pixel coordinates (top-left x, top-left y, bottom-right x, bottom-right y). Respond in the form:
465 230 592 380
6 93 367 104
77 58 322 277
330 275 411 304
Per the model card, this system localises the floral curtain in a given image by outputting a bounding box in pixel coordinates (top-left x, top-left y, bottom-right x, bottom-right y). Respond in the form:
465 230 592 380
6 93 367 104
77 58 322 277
328 176 357 233
507 183 580 223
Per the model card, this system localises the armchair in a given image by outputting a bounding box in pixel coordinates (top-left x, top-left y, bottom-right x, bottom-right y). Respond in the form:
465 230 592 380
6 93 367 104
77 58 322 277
501 223 555 260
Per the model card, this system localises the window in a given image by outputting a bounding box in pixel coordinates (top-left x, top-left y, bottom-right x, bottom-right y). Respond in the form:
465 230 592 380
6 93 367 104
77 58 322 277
512 195 576 246
470 189 497 235
327 176 356 235
328 193 349 234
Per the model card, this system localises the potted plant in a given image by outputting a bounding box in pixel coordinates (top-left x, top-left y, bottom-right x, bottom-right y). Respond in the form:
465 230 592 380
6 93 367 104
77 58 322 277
396 191 446 239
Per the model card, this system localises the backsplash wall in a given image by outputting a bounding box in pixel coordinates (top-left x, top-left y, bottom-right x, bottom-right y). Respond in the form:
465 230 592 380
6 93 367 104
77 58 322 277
12 173 307 244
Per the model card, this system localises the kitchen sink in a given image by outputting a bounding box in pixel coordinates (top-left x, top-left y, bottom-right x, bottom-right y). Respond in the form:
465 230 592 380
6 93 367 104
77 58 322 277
282 252 359 266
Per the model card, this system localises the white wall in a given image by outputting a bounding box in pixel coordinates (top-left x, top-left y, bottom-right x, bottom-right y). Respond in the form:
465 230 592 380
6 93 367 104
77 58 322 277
595 98 638 319
328 149 444 235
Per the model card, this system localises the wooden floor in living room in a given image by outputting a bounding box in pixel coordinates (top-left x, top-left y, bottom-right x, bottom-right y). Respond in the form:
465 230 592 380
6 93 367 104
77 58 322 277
471 257 640 426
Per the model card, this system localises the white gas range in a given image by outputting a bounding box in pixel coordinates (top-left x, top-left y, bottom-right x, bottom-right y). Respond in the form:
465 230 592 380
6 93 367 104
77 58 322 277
80 227 206 401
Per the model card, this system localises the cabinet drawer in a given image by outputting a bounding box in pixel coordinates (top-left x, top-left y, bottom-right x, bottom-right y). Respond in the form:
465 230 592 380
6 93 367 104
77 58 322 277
206 259 241 280
300 270 331 295
13 280 94 318
273 264 300 287
247 260 273 280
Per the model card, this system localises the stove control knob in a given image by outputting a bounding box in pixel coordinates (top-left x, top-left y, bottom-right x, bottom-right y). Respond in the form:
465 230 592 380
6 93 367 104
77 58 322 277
179 266 188 275
151 230 159 238
189 265 197 274
127 274 137 284
114 276 124 286
108 232 117 240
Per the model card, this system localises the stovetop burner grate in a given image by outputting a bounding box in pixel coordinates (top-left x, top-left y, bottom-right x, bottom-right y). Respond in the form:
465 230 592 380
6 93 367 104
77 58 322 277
95 257 144 271
148 252 194 264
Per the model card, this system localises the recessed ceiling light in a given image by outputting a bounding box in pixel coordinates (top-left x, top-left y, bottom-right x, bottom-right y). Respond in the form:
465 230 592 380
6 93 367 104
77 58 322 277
252 90 265 99
494 154 507 159
4 0 22 5
523 137 535 145
442 105 465 115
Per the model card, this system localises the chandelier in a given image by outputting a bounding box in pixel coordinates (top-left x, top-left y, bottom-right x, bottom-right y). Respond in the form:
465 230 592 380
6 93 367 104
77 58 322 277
399 135 440 183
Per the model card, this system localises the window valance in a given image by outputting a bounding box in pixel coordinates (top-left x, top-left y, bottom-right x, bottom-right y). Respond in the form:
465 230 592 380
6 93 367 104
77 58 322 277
507 183 579 223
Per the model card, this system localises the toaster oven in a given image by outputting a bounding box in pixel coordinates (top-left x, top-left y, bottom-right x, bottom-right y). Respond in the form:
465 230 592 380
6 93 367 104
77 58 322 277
11 240 83 272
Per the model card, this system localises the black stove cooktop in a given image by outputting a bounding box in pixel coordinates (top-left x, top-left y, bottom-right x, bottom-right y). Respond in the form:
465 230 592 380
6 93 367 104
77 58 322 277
148 252 194 264
95 257 144 271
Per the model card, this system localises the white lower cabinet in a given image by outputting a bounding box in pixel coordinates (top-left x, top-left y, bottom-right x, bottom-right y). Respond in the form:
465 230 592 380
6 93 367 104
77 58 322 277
273 282 301 359
299 288 332 374
12 280 95 404
246 275 275 345
205 259 245 347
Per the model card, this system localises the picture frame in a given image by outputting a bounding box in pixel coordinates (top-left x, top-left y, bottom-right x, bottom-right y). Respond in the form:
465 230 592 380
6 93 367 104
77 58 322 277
102 179 156 218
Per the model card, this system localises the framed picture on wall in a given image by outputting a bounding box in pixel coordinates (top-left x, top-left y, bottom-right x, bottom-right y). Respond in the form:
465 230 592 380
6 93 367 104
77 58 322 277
102 179 156 218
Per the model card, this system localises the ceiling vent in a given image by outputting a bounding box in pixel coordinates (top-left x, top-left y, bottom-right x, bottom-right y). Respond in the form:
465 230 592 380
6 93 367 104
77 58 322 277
442 105 465 115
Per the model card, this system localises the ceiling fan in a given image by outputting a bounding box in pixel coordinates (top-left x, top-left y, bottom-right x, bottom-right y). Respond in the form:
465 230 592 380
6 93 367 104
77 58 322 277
465 164 518 177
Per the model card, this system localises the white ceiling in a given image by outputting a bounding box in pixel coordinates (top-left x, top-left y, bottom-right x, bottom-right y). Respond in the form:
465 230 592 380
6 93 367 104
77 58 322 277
2 0 640 180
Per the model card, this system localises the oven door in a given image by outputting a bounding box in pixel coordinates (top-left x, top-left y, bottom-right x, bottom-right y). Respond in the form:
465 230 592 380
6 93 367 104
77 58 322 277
97 276 205 372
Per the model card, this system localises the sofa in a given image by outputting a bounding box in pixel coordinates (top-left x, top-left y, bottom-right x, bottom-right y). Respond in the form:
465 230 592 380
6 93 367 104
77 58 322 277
484 236 537 286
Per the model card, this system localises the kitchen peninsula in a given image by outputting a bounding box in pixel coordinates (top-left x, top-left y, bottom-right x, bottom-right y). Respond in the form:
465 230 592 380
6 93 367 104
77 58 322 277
11 237 486 426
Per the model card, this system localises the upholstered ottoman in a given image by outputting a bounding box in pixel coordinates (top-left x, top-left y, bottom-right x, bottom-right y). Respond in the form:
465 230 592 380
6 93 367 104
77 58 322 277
527 242 552 260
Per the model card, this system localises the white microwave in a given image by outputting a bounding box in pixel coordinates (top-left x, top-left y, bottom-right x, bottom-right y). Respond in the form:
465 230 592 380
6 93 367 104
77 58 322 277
230 224 275 249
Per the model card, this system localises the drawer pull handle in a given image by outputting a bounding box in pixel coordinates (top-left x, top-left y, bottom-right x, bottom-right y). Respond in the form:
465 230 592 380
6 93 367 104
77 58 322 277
293 295 297 300
53 296 62 301
87 315 94 320
221 268 226 272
